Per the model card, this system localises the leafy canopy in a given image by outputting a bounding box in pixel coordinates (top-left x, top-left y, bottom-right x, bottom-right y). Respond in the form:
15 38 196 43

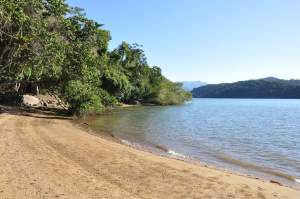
0 0 191 114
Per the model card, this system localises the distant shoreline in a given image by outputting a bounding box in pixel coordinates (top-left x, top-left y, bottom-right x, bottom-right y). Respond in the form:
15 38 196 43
192 77 300 99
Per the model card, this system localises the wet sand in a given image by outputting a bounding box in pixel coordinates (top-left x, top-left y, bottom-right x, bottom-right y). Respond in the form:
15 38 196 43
0 112 299 198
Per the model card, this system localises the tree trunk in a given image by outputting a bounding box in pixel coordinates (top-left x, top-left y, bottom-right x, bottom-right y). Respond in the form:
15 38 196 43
36 85 39 95
14 82 20 92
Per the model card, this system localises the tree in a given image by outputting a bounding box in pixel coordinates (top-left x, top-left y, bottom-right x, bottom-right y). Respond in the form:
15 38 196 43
0 0 191 115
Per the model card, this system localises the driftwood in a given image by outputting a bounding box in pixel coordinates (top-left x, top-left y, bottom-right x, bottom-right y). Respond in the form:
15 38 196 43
270 180 282 186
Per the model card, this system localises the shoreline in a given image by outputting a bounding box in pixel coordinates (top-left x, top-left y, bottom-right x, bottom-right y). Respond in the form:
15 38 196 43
78 108 300 190
78 119 300 190
122 138 300 189
0 110 300 198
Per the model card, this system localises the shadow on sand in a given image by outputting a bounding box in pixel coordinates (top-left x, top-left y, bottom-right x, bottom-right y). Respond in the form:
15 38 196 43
0 105 72 120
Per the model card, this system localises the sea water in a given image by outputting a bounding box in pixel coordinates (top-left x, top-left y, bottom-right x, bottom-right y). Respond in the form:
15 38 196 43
87 99 300 188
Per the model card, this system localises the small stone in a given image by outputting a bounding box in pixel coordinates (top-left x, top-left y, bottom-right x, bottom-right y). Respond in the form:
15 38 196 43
22 95 40 107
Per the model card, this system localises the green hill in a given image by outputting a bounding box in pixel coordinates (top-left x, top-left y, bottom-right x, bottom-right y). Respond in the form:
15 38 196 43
192 77 300 99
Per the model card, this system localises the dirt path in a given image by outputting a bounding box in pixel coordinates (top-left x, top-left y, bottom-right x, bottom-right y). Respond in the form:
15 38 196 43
0 113 299 199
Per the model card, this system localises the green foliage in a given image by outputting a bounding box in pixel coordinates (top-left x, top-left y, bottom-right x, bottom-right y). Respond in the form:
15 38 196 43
149 78 192 105
101 67 132 100
63 80 103 115
0 0 67 82
0 0 191 115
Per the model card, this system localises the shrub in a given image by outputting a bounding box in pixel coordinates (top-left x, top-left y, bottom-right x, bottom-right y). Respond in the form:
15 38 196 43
63 80 103 115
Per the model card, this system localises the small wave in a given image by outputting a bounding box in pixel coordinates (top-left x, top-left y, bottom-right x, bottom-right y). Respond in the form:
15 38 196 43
121 139 132 146
167 150 186 158
295 178 300 183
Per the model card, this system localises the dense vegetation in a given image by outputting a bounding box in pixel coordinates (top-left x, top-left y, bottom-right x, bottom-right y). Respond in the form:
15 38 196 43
192 77 300 98
0 0 191 114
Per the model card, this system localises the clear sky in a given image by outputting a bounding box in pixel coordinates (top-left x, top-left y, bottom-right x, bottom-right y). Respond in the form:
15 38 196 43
67 0 300 83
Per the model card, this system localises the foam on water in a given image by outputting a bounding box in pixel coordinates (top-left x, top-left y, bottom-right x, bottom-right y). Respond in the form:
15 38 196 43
121 139 131 146
167 150 186 158
295 178 300 183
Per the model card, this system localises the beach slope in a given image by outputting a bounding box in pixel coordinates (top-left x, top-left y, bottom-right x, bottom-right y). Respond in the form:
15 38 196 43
0 113 299 199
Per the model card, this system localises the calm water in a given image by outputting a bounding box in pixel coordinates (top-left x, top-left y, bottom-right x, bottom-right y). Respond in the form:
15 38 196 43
87 99 300 187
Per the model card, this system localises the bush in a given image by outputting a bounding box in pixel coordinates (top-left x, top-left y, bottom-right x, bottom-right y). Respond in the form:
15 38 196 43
63 80 103 115
146 79 192 105
98 89 118 107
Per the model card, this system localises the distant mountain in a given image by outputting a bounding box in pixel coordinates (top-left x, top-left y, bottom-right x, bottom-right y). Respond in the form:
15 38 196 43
192 77 300 98
180 81 207 91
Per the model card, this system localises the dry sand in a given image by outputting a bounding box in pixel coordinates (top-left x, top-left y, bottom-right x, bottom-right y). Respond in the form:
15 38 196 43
0 112 299 199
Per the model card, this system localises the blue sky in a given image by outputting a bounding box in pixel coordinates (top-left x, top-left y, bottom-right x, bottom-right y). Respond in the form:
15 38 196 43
67 0 300 83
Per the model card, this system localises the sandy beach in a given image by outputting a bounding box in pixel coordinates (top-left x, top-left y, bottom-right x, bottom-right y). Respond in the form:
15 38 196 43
0 111 299 199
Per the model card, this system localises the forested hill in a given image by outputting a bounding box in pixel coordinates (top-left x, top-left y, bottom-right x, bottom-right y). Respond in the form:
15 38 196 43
0 0 191 114
192 77 300 98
